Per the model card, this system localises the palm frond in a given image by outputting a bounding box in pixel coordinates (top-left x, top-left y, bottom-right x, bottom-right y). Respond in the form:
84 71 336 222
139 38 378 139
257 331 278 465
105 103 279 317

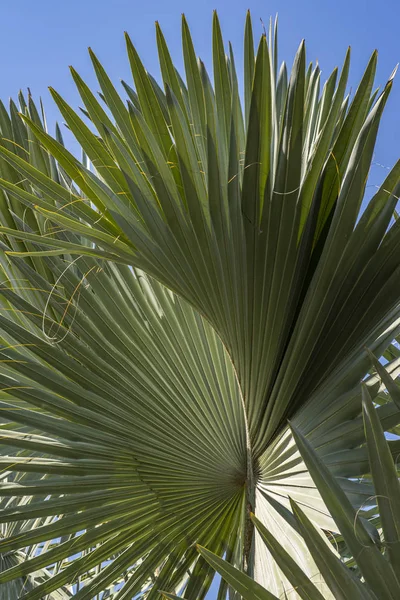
0 12 399 599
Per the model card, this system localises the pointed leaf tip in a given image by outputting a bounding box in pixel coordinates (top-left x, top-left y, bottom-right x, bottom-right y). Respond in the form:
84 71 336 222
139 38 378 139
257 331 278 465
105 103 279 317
389 64 399 81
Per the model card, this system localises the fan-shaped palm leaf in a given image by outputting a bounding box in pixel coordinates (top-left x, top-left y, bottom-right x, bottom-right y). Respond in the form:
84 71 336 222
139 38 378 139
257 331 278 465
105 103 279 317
0 11 399 599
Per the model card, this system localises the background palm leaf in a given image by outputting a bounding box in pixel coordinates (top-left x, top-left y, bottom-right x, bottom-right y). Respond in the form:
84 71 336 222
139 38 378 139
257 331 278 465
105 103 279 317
0 471 73 600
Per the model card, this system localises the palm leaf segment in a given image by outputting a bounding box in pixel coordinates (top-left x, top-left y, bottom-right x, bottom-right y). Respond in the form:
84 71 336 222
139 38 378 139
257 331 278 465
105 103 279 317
0 10 399 599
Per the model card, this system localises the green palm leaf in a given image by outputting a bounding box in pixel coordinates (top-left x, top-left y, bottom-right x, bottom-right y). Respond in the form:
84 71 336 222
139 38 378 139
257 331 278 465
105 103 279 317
0 12 399 599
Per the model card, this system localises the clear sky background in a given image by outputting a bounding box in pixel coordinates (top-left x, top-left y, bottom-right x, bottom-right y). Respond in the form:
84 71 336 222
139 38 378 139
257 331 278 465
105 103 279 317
1 1 399 597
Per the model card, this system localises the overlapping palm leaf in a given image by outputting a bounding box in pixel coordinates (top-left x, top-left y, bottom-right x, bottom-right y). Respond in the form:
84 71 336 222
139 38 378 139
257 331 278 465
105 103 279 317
0 10 399 599
196 366 400 600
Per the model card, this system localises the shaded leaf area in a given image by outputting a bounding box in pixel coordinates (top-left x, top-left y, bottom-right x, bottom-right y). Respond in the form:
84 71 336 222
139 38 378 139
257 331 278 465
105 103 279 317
0 11 399 600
